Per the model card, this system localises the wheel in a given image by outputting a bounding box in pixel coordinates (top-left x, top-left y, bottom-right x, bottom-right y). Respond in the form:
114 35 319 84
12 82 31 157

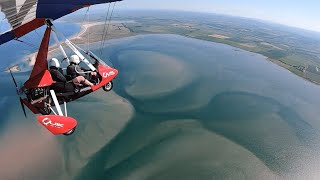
103 81 113 92
39 107 52 115
63 127 76 136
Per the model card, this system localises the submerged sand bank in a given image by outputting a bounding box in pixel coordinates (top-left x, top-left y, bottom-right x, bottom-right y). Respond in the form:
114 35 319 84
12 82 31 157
0 118 63 180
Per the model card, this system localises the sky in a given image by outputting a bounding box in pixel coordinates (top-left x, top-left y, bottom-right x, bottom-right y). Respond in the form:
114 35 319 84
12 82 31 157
114 0 320 32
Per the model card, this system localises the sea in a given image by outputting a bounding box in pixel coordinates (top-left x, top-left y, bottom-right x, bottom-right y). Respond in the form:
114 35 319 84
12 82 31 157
1 23 320 180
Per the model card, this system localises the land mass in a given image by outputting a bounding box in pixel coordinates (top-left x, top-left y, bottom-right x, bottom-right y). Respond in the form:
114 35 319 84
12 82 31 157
108 10 320 85
12 10 320 85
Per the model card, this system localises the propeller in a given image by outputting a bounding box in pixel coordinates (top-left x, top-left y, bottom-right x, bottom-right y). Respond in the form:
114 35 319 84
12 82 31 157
9 70 27 118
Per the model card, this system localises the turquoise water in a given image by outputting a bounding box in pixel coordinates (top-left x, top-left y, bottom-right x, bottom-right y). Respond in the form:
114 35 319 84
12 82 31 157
2 34 320 179
75 34 320 179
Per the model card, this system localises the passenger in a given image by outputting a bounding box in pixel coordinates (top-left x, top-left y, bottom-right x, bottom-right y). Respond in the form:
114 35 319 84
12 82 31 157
67 54 96 87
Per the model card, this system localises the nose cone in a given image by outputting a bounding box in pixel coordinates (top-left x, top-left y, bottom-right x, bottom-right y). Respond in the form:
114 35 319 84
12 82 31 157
112 68 119 77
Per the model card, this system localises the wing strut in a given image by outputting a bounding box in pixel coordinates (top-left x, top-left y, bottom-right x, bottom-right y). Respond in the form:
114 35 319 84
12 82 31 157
29 26 51 79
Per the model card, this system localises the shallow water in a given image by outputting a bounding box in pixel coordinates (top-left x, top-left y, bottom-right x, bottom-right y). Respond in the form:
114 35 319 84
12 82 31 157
2 34 320 179
74 34 320 179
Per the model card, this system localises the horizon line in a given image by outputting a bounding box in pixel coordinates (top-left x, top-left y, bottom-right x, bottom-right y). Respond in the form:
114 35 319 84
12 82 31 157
111 7 320 34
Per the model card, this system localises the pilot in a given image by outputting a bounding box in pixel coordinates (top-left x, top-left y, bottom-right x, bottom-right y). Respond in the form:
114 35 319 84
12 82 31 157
67 54 96 87
49 58 67 82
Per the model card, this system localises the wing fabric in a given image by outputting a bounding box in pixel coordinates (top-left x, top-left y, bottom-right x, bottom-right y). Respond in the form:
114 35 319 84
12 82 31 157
0 0 122 45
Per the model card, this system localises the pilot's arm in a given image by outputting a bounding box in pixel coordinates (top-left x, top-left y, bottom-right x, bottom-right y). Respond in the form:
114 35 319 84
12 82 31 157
75 65 82 72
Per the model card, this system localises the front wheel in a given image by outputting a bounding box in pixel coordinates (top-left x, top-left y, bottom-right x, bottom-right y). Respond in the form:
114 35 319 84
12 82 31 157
103 81 113 92
63 127 76 136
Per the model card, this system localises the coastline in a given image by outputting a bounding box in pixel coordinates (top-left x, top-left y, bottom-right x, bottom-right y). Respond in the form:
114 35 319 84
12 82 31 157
266 57 320 86
6 20 320 87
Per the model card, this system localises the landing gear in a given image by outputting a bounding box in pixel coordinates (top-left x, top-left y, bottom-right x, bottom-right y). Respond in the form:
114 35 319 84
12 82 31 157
63 127 76 136
103 81 113 92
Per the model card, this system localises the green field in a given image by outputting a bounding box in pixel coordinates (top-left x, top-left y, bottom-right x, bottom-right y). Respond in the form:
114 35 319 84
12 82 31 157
110 12 320 84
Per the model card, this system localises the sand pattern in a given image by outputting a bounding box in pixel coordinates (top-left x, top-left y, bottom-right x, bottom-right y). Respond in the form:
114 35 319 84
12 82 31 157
2 33 320 179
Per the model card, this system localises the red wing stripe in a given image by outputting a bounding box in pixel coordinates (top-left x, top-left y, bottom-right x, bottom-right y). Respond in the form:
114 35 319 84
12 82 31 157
13 18 45 38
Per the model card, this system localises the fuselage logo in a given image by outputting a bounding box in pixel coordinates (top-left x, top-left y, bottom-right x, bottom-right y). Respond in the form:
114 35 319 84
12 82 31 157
42 118 64 128
102 71 115 78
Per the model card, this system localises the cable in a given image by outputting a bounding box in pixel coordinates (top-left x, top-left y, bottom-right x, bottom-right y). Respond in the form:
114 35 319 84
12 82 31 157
20 35 38 48
100 2 117 59
15 38 38 49
34 29 41 39
87 7 90 52
71 7 90 46
99 3 112 57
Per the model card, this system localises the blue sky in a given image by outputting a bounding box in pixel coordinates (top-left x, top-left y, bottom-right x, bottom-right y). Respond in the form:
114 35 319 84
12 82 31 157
115 0 320 32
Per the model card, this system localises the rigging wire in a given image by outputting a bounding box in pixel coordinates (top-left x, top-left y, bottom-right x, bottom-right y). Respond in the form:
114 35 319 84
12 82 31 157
74 7 90 44
60 7 90 62
100 2 117 59
99 3 112 57
87 7 90 52
34 29 41 39
15 38 38 49
20 34 38 48
72 41 115 68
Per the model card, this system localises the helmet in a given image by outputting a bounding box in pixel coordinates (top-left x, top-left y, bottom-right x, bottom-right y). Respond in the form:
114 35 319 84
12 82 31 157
70 54 80 64
49 58 60 68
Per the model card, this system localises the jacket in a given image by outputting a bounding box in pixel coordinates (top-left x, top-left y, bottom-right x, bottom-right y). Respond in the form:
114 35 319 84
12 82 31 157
49 67 67 82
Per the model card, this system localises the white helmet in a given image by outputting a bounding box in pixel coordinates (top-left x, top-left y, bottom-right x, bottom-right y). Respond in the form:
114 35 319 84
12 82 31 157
70 54 80 64
49 58 60 68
